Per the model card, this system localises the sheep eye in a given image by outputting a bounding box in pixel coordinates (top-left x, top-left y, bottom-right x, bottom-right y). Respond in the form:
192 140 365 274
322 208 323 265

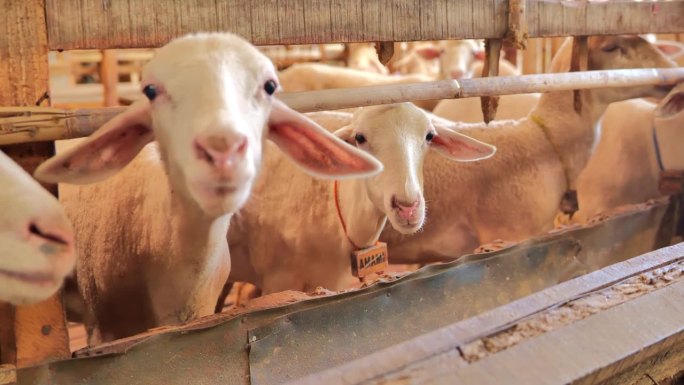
426 132 435 142
601 44 621 53
142 85 157 101
264 80 278 95
354 133 367 144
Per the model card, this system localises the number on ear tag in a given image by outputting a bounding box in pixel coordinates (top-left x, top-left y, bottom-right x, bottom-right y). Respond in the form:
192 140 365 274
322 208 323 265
351 242 389 278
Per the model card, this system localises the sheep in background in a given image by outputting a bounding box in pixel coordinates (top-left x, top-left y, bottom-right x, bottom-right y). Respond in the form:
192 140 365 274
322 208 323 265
389 40 519 80
571 83 684 222
227 103 495 293
35 32 381 344
434 37 683 124
377 35 676 264
347 43 389 74
278 63 435 110
0 151 75 305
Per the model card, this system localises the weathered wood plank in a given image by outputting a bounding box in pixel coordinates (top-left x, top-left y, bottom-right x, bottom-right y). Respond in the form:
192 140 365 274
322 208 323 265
0 0 71 368
439 279 684 385
528 0 684 38
45 0 684 49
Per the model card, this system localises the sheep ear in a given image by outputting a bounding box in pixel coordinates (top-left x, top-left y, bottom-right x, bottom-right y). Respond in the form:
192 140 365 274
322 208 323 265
430 122 496 161
655 87 684 119
415 46 443 60
35 100 154 184
268 99 383 179
653 41 684 58
473 50 486 61
333 125 355 145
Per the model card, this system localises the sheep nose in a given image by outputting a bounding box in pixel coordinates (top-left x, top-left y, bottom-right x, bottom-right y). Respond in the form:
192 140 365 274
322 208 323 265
450 69 465 79
27 216 75 274
194 134 248 171
391 196 420 220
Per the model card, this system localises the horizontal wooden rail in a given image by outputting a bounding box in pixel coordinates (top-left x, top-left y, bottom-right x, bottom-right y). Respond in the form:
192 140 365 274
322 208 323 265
46 0 684 50
1 67 683 145
282 67 684 112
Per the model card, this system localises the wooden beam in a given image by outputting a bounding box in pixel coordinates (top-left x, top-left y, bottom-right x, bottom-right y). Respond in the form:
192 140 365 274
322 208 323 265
45 0 684 50
100 50 120 107
0 0 71 368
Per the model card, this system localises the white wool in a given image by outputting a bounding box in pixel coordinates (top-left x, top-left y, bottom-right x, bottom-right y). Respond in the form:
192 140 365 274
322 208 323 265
434 93 540 123
433 58 532 123
0 151 75 305
42 32 380 344
347 43 389 74
228 104 495 293
572 83 684 222
379 36 677 264
278 63 437 110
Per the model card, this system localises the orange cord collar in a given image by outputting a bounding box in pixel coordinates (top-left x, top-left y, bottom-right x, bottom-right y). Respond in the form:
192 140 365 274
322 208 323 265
333 180 362 249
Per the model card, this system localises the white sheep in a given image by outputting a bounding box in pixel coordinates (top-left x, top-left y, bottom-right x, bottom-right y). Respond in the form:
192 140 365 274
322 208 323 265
433 92 540 123
377 35 677 264
389 40 519 80
227 103 495 293
0 151 75 305
347 43 389 74
278 63 433 93
571 83 684 222
433 39 682 124
278 62 436 110
34 32 382 343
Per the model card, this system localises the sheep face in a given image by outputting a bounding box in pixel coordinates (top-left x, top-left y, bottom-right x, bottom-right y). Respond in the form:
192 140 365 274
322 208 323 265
0 152 75 305
551 36 677 104
34 33 382 219
142 34 279 216
412 40 483 80
335 104 495 234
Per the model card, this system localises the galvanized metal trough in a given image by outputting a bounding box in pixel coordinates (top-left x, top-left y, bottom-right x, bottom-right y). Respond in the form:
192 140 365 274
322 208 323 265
6 195 682 385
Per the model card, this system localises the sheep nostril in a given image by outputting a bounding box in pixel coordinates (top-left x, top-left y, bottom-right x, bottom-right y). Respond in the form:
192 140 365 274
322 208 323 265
29 223 69 246
194 141 214 163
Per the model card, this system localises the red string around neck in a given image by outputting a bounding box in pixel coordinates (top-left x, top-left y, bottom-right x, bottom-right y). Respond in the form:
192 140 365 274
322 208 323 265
333 180 361 249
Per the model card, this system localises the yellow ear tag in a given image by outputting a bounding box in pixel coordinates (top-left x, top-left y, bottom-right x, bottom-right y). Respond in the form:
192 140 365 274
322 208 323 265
351 242 389 278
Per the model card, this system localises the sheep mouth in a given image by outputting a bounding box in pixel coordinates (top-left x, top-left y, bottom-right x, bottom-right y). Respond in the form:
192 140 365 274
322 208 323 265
389 214 424 232
0 268 56 286
197 182 240 198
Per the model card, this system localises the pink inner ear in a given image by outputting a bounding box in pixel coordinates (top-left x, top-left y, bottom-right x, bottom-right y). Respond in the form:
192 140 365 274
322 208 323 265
655 42 684 57
473 50 486 61
432 134 491 157
269 122 374 175
35 100 154 184
416 47 442 60
64 124 152 173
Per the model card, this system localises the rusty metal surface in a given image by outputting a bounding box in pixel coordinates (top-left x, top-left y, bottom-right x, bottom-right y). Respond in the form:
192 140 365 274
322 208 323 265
14 199 680 385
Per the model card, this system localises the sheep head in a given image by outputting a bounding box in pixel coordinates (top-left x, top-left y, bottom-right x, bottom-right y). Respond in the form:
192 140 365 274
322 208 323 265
0 151 75 304
35 33 382 219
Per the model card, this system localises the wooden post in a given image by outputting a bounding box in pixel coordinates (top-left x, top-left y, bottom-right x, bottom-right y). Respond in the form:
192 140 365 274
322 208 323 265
100 50 119 107
0 0 71 368
480 39 503 123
